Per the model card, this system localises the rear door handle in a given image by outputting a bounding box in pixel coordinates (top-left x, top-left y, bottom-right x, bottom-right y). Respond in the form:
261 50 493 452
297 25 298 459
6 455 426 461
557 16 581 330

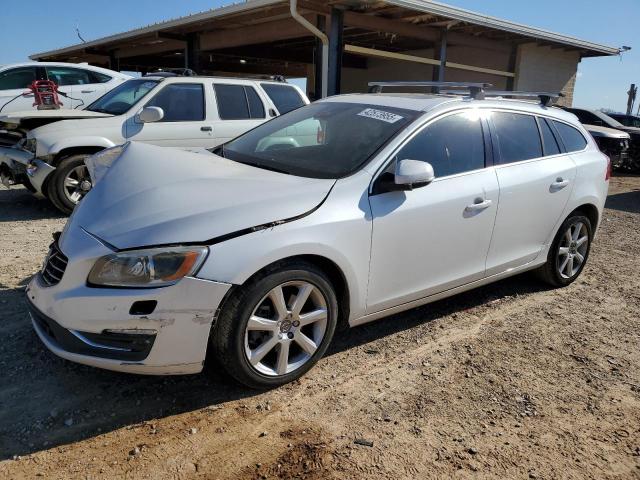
465 198 492 212
80 90 95 93
550 177 570 190
201 126 213 132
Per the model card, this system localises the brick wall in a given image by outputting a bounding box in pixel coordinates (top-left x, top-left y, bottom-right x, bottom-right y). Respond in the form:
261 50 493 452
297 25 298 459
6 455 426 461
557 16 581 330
514 43 581 106
339 42 580 107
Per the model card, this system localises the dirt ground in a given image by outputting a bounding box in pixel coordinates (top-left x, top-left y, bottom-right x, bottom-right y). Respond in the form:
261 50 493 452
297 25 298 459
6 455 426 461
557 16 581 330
0 176 639 480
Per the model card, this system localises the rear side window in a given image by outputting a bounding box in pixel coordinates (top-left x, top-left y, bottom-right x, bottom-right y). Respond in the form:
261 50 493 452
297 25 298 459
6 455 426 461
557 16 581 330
395 111 485 178
492 112 543 164
215 84 265 120
0 67 37 90
146 83 205 122
539 118 561 156
245 87 265 118
46 67 93 86
553 121 588 152
261 83 305 114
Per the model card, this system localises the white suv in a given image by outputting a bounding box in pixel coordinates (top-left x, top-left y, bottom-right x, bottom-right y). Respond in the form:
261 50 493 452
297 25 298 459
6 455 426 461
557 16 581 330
0 76 308 213
26 84 609 388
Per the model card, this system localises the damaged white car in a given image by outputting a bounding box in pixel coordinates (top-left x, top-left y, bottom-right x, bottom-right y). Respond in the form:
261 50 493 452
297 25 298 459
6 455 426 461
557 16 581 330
0 75 307 213
26 89 609 388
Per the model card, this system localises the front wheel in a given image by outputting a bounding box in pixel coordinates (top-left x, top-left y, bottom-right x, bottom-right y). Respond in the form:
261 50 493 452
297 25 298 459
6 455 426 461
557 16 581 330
47 154 93 215
210 262 338 389
536 213 592 287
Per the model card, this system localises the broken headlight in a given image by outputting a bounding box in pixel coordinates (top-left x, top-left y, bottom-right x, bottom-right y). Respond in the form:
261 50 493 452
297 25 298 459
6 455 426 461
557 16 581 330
88 246 208 288
24 138 37 153
85 143 127 185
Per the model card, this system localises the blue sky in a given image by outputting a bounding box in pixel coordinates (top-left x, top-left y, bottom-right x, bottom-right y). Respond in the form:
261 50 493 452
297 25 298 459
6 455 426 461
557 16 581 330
1 0 637 112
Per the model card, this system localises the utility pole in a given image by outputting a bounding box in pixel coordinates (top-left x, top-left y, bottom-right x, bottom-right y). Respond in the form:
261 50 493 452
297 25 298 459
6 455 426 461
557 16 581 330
627 83 637 115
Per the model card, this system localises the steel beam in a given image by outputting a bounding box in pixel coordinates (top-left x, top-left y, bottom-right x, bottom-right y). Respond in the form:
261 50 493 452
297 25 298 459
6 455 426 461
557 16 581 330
328 7 344 96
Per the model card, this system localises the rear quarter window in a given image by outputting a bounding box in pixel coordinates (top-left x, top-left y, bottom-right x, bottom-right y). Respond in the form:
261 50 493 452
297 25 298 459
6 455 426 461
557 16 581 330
553 121 588 153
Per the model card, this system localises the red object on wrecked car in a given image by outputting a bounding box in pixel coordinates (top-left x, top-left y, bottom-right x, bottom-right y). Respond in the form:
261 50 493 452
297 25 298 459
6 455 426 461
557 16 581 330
28 80 63 110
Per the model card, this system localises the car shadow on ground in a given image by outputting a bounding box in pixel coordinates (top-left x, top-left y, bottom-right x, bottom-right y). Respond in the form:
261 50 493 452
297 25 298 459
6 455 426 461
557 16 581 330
605 190 640 214
0 272 548 460
0 187 64 222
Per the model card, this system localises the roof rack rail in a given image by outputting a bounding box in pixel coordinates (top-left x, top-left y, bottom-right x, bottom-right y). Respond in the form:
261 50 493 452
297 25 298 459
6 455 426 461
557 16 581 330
368 81 493 99
483 90 566 107
144 68 198 78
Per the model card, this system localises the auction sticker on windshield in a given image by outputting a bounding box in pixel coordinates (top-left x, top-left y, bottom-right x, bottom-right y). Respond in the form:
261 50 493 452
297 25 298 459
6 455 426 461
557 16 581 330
358 108 404 124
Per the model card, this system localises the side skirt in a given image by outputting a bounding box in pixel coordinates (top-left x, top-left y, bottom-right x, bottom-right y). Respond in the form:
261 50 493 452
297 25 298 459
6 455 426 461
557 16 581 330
349 260 545 328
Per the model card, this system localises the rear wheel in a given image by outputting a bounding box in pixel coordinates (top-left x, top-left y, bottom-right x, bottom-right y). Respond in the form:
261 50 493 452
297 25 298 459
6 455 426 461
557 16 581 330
211 262 338 389
536 213 592 287
47 154 93 215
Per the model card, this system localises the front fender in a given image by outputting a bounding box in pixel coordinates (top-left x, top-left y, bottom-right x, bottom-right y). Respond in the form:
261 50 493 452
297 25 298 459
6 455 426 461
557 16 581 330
47 137 116 156
196 173 374 323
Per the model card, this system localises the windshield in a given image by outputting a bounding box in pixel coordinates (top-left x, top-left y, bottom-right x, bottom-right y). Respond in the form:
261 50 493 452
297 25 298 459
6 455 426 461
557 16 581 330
219 102 419 178
86 79 159 115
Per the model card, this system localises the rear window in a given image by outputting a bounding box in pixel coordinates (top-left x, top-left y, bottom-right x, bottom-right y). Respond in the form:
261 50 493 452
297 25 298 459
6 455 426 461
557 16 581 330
491 112 543 164
261 83 305 114
553 121 588 152
90 71 112 83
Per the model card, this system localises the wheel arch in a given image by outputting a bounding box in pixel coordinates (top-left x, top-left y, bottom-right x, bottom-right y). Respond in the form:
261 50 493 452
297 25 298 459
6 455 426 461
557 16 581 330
217 254 351 331
53 146 106 166
569 203 600 232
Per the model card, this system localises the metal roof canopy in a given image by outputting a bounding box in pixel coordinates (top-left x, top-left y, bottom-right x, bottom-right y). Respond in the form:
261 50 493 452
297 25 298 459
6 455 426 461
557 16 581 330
28 0 621 80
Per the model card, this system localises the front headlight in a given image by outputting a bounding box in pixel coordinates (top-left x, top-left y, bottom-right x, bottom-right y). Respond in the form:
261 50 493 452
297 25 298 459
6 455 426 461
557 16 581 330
87 246 208 288
24 138 37 153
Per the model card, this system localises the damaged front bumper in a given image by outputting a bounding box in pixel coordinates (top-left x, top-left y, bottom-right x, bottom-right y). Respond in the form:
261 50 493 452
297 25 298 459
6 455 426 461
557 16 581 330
0 146 54 197
26 227 232 375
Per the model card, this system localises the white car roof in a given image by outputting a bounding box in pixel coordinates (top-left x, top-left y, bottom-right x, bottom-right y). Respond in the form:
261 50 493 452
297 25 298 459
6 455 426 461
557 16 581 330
142 75 298 86
321 93 581 124
0 61 130 78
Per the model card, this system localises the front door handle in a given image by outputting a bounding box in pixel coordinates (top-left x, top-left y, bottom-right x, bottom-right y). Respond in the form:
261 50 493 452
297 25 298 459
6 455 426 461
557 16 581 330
81 90 95 94
201 126 213 132
465 198 492 212
550 177 570 190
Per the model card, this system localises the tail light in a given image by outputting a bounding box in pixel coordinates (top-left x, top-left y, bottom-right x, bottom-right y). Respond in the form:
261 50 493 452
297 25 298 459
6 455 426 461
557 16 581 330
605 155 612 180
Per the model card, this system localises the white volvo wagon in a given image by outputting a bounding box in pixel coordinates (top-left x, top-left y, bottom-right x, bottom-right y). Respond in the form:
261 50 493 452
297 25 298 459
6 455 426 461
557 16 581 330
26 83 610 388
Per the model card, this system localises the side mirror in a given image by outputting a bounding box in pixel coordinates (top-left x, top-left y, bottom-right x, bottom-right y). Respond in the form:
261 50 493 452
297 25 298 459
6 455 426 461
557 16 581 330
138 106 164 123
394 159 435 189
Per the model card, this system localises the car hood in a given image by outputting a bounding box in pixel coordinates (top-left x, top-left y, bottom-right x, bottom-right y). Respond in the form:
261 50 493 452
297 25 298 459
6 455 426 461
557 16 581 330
72 142 335 250
0 109 112 127
585 124 630 139
617 125 640 137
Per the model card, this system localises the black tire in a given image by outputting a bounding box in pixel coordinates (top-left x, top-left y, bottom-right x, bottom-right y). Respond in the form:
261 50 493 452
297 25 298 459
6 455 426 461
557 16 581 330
536 213 592 287
46 154 92 215
210 261 338 389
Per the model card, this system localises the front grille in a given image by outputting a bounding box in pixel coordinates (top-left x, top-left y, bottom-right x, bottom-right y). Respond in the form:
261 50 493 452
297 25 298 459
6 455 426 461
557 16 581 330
40 241 68 287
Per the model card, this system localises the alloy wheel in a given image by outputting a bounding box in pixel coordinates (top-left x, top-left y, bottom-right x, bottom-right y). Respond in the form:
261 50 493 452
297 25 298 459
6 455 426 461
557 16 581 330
244 281 328 377
556 221 589 279
63 164 92 205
